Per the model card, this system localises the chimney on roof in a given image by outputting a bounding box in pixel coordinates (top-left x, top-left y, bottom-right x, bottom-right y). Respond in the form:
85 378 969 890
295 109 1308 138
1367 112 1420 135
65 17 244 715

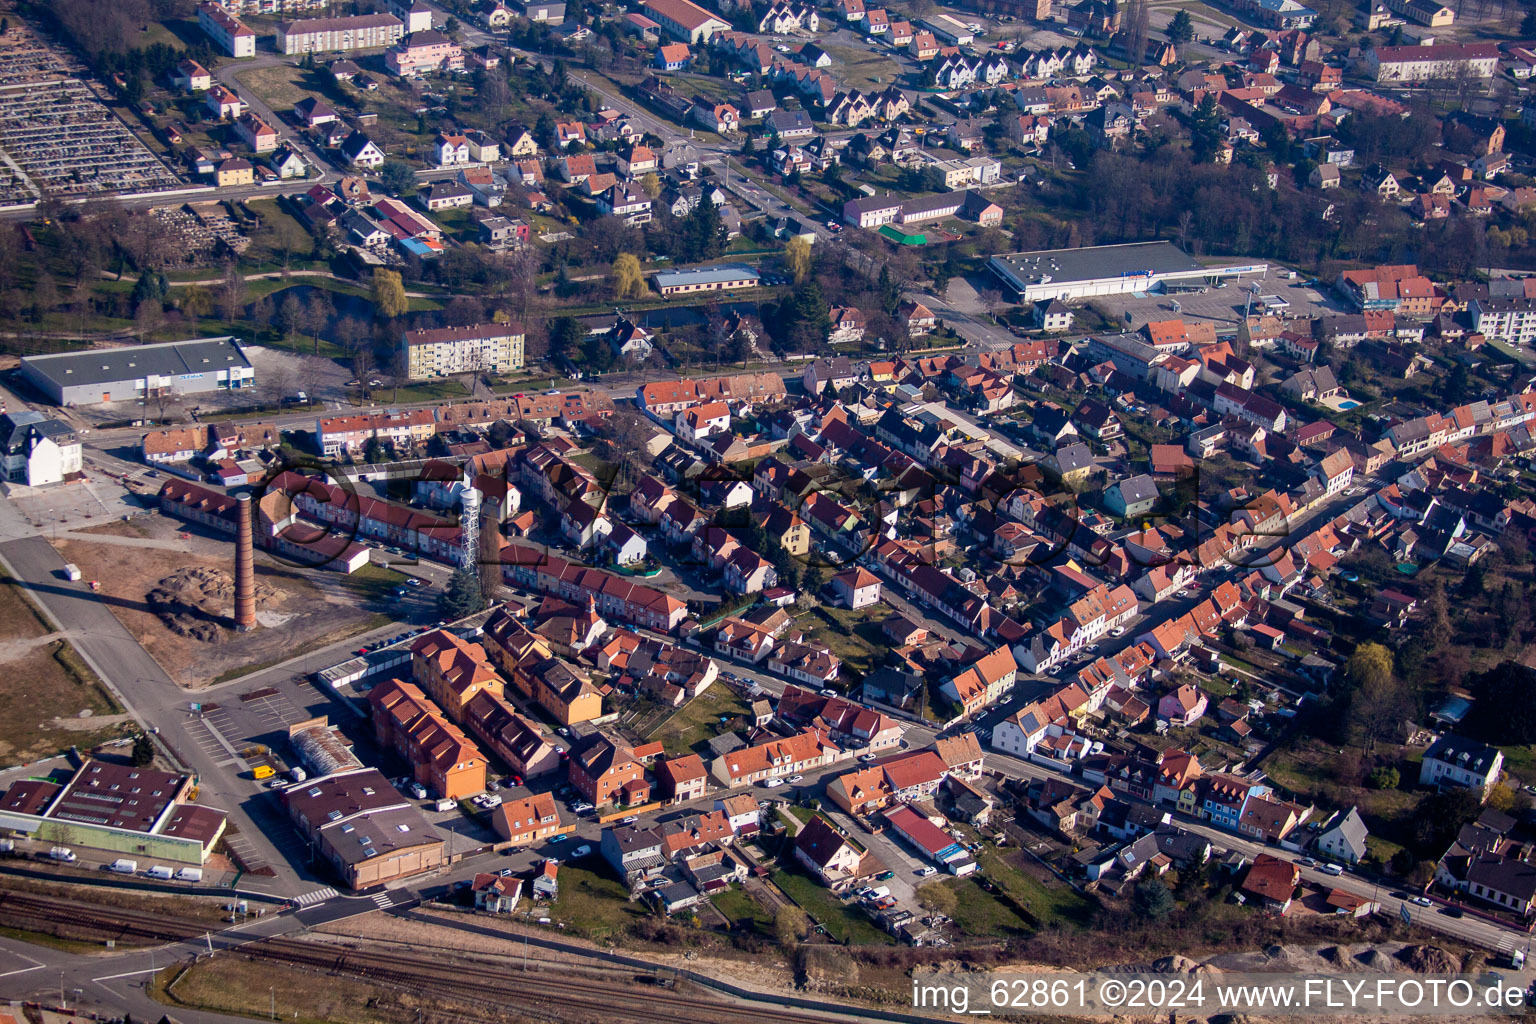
234 493 257 632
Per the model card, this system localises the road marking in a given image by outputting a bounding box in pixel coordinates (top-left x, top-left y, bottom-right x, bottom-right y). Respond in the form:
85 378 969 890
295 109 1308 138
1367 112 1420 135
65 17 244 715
294 887 338 906
0 949 45 978
92 966 163 982
370 892 394 907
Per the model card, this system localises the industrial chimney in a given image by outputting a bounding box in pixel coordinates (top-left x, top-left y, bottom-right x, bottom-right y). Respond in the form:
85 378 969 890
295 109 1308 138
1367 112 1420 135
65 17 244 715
234 493 257 632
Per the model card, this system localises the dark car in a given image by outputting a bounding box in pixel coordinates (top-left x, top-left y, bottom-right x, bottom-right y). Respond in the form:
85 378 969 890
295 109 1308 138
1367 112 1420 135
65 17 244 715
1441 906 1464 918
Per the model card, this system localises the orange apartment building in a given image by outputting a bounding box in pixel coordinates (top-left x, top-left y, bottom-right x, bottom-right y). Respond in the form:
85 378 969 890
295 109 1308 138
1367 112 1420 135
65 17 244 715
491 792 564 846
369 678 488 800
411 629 504 723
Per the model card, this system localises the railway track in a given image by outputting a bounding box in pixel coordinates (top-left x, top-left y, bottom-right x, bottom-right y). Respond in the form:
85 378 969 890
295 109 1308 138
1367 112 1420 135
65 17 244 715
239 936 860 1024
0 890 903 1024
0 890 212 943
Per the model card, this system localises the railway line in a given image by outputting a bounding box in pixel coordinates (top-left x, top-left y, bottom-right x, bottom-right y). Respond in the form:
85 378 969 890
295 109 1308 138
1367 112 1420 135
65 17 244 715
237 936 865 1024
0 889 214 944
0 889 906 1024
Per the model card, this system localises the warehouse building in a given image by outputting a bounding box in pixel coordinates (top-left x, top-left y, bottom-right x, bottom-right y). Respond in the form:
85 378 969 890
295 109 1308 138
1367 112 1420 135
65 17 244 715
282 767 444 889
0 759 228 865
20 337 256 406
987 242 1268 303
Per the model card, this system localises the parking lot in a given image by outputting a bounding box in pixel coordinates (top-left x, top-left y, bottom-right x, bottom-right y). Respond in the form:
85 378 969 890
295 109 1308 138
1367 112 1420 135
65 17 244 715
1092 267 1351 329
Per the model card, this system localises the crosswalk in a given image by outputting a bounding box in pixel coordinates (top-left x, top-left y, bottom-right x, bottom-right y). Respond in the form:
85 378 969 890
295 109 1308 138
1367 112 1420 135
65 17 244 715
294 887 338 906
370 891 395 908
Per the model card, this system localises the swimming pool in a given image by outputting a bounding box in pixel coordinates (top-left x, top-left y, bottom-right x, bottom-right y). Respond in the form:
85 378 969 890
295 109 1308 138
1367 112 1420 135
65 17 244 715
1337 400 1361 410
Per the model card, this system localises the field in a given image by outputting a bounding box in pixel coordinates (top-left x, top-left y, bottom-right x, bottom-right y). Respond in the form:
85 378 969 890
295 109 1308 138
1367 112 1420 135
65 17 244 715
52 518 396 689
771 866 891 945
818 45 903 92
646 683 751 756
0 568 131 762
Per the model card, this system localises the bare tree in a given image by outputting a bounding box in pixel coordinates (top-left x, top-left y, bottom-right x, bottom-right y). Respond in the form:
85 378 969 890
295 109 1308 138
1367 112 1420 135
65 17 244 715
292 356 329 410
351 344 378 398
150 386 182 425
262 364 297 410
386 349 411 403
303 290 334 354
218 263 247 324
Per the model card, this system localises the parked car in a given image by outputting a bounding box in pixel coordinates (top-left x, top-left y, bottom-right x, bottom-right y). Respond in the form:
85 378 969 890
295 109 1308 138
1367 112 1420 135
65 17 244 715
786 774 804 783
571 845 592 858
620 815 639 825
409 783 428 799
1409 896 1432 907
761 778 785 788
916 866 937 877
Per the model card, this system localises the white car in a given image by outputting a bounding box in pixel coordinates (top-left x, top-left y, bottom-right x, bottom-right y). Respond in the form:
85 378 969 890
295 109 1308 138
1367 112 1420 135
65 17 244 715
620 815 639 825
858 754 877 763
761 778 785 788
916 866 937 877
787 774 804 783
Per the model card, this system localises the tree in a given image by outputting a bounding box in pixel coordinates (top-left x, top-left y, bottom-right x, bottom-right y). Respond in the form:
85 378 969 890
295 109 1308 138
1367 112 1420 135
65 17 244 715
379 160 417 197
277 293 304 342
181 284 213 320
784 235 813 284
1166 8 1193 45
303 290 334 354
218 262 247 324
1366 765 1400 789
1132 876 1175 921
611 252 646 299
1345 642 1411 754
1525 7 1536 35
773 904 809 947
1189 93 1223 164
131 733 155 767
372 268 408 319
439 565 486 620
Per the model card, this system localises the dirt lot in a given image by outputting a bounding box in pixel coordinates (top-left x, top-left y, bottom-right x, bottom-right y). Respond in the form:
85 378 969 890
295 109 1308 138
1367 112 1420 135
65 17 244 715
52 514 397 688
0 569 130 763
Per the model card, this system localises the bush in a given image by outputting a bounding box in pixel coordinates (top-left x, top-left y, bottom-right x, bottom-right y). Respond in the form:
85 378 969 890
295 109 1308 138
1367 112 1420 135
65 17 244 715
1366 765 1399 789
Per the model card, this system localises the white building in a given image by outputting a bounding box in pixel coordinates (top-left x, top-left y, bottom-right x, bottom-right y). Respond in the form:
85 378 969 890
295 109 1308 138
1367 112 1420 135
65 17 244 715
400 323 526 379
197 2 257 56
275 13 404 54
1364 41 1498 82
0 412 82 487
1419 735 1503 797
1470 297 1536 346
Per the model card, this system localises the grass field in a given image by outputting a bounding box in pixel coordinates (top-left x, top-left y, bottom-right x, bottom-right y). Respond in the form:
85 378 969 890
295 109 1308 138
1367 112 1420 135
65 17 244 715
975 846 1095 929
0 571 130 762
819 45 903 91
543 863 651 940
647 683 751 755
710 885 772 935
772 866 891 945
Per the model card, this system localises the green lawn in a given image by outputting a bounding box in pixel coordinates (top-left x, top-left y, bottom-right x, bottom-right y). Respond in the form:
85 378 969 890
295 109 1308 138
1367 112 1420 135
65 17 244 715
368 379 472 405
942 876 1035 939
710 885 771 935
795 605 884 682
543 864 651 941
648 684 751 756
771 867 891 946
976 846 1095 929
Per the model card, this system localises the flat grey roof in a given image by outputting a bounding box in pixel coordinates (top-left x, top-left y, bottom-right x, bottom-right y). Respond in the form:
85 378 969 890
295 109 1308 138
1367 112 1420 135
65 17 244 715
654 264 760 287
990 241 1205 287
22 337 250 389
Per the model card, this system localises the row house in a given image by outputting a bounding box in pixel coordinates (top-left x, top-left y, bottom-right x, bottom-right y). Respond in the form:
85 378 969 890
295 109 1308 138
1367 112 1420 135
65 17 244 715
777 685 904 752
710 727 841 787
369 677 488 800
937 645 1018 717
499 542 689 632
462 690 562 779
316 409 436 456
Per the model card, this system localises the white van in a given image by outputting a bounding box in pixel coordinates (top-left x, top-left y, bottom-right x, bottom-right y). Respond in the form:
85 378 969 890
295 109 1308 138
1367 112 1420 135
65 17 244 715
433 798 457 812
1318 863 1343 876
145 865 174 880
48 846 76 863
107 858 138 874
175 867 203 883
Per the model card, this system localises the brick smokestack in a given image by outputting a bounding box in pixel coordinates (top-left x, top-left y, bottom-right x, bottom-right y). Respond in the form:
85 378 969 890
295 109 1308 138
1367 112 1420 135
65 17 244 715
234 493 257 632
